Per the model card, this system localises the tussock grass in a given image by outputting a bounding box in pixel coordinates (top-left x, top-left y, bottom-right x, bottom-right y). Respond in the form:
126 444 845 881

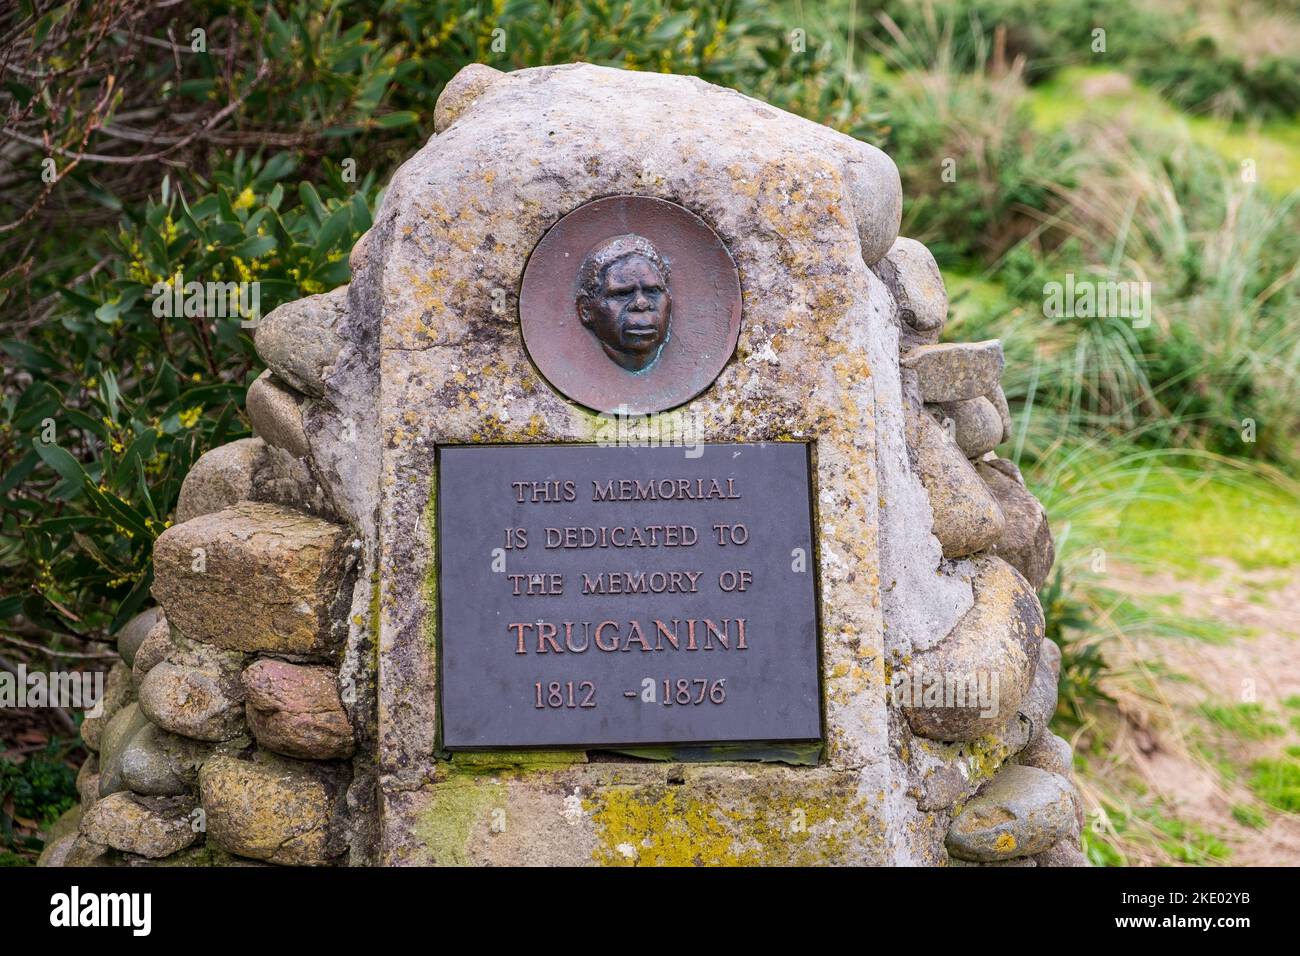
851 1 1300 863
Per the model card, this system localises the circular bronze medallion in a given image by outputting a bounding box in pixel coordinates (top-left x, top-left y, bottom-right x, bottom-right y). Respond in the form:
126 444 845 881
519 196 741 414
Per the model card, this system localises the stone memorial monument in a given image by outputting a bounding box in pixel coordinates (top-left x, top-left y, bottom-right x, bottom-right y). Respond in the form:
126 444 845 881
42 62 1080 867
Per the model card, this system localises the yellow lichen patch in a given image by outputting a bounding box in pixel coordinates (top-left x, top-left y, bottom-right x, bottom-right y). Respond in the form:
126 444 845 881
994 832 1017 853
587 787 751 866
967 806 1017 829
963 732 1019 784
522 414 546 439
585 779 873 866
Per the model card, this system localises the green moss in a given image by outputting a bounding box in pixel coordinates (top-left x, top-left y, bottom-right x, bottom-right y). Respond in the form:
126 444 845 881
152 844 257 867
414 778 505 866
587 787 753 866
962 732 1020 784
908 731 1023 797
446 750 587 774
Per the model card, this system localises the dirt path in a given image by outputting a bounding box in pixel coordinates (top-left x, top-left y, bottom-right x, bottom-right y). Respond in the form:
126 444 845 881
1100 560 1300 866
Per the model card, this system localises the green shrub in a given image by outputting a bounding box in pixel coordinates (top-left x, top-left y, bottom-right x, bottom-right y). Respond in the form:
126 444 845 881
879 70 1062 262
850 5 1067 263
1 154 376 635
1138 41 1300 121
0 741 79 863
0 0 800 640
859 0 1300 118
967 115 1300 463
861 0 1175 82
1040 566 1113 727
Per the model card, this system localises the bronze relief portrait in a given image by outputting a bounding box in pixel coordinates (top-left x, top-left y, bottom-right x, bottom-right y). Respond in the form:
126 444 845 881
519 196 741 414
576 234 672 373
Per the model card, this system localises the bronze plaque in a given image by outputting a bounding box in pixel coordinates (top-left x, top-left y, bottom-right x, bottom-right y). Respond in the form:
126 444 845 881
519 196 742 414
437 442 821 750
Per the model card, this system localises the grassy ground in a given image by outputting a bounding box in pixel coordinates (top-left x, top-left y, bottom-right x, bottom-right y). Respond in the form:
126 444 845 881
1030 66 1300 195
935 50 1300 865
1048 463 1300 866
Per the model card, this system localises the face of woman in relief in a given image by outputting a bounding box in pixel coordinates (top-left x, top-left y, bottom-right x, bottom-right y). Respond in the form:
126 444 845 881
579 253 671 371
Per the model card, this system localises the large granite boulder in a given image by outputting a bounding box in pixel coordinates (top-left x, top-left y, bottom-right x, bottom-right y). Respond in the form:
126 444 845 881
81 792 200 859
137 635 248 742
242 659 354 759
199 754 347 866
946 764 1076 862
152 502 354 656
902 555 1045 741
